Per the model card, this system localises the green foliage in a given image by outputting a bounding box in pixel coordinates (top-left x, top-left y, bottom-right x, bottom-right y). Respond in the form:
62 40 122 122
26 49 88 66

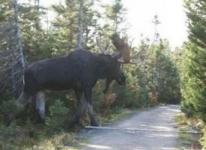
0 0 12 22
179 0 206 148
201 127 206 150
104 0 126 32
180 0 206 121
0 121 41 150
0 119 79 150
45 100 69 133
114 66 150 108
181 100 195 118
181 45 206 118
136 85 150 107
132 39 181 105
28 133 78 150
0 99 22 124
155 47 181 103
52 0 98 51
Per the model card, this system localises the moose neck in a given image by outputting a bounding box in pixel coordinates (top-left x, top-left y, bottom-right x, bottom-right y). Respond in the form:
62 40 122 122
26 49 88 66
95 55 113 80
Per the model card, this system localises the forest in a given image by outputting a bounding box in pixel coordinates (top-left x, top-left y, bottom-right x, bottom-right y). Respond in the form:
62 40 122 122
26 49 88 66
0 0 205 149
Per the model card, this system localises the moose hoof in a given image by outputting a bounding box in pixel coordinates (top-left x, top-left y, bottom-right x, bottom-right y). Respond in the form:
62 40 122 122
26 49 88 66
91 120 99 126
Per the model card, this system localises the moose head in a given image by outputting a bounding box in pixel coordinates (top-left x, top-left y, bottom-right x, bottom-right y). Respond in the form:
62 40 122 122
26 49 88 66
101 33 131 93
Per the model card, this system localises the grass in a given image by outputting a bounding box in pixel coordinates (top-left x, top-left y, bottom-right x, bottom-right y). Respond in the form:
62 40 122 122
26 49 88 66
27 133 80 150
99 107 134 125
0 123 81 150
176 113 202 150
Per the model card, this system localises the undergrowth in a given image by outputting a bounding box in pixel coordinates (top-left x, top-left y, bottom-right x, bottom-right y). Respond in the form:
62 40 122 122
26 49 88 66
176 113 202 150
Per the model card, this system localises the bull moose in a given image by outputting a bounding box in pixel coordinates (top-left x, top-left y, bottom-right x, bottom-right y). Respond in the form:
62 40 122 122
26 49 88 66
18 35 130 126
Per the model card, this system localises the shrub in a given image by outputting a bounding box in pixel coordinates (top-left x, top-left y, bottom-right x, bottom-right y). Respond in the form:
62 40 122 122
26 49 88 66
0 99 22 124
45 100 69 133
180 101 195 118
201 127 206 150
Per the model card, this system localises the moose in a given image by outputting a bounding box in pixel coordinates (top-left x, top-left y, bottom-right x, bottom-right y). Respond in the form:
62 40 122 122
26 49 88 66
17 34 130 126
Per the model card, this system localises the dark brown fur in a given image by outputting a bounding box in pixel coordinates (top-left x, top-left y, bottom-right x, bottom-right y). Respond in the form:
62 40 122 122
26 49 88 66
20 49 125 126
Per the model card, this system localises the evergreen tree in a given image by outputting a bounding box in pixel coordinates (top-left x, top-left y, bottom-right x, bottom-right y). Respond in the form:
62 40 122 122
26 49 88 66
52 0 97 52
154 41 180 103
104 0 126 33
18 0 53 61
181 0 206 120
94 0 127 54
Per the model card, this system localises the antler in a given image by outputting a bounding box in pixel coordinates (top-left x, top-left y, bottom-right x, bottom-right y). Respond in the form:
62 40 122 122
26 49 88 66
111 33 131 63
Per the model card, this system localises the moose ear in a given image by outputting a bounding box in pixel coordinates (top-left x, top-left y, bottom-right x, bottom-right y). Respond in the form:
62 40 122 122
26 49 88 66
112 53 122 60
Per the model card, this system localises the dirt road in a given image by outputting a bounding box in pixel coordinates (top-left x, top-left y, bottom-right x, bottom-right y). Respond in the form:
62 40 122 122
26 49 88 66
79 105 181 150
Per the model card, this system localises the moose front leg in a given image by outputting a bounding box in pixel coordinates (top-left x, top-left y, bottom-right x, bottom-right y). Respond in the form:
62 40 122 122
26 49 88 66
103 79 113 94
36 91 46 121
70 90 87 126
87 103 99 126
84 88 99 126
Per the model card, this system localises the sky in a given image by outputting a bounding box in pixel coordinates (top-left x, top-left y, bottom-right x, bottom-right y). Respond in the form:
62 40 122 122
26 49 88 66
38 0 188 49
122 0 188 48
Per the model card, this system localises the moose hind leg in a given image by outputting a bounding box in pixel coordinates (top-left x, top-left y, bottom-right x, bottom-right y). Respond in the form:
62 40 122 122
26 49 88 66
84 88 99 126
71 99 88 126
36 91 46 121
87 103 99 126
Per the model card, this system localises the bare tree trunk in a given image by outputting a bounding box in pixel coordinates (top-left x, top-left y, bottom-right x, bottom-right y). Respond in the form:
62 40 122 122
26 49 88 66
35 0 40 11
76 0 83 49
12 0 25 69
12 0 25 97
35 0 40 30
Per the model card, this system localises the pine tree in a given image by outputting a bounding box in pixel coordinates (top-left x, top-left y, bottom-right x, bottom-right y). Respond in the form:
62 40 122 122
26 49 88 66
104 0 126 33
181 0 206 120
94 0 127 54
134 38 181 104
52 0 97 51
18 0 53 60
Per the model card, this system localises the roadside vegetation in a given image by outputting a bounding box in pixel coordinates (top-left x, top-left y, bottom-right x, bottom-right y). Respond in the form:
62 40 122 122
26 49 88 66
176 113 202 149
178 0 206 148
